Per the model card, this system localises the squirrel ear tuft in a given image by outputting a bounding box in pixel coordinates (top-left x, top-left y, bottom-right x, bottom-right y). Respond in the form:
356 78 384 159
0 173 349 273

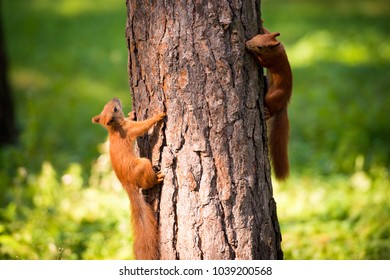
92 115 100 124
272 32 281 38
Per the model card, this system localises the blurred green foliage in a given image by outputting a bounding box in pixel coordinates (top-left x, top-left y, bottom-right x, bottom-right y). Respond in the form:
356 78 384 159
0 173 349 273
262 0 390 259
0 0 389 259
262 0 390 175
0 0 132 259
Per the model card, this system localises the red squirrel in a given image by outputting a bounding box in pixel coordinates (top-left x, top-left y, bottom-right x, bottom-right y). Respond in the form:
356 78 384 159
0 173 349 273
92 97 166 259
246 25 292 180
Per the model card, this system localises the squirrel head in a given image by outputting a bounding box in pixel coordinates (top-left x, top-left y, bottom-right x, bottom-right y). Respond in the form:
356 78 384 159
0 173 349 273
245 32 281 54
92 97 125 128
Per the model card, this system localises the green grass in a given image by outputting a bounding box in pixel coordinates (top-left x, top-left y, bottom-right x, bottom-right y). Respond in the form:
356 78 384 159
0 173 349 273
0 0 389 259
274 168 390 259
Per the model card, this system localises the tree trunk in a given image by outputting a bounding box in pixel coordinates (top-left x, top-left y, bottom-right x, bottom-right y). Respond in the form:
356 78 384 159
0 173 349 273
0 4 17 146
126 0 282 260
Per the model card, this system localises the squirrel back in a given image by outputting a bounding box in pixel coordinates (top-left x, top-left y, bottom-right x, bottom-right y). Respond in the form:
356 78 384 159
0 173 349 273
246 27 292 180
92 97 165 259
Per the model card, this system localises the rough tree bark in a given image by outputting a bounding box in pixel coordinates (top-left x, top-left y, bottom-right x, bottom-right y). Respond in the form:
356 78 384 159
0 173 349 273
126 0 283 259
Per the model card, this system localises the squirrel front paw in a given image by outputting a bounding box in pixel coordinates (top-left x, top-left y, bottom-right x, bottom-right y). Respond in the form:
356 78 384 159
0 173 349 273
127 111 136 120
157 112 167 120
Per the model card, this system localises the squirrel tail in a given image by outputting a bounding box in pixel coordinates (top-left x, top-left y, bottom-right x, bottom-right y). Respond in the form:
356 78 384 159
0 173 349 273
126 185 159 260
268 107 290 180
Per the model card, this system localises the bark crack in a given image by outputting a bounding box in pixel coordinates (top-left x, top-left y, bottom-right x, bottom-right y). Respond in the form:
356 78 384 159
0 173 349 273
171 155 180 260
195 223 204 260
219 199 237 259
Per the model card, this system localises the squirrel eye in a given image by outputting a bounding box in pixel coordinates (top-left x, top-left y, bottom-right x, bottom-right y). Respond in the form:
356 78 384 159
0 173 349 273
114 107 118 112
257 46 263 50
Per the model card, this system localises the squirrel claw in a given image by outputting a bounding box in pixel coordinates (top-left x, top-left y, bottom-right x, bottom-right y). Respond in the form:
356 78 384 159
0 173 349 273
158 112 167 120
152 165 161 172
127 111 136 120
156 171 165 183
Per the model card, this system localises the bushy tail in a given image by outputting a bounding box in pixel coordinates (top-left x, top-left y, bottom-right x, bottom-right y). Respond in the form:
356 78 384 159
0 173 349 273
126 185 159 260
268 107 289 180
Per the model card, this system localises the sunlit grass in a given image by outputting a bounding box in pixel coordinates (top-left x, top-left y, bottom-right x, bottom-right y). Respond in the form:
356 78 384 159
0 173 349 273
274 165 390 259
1 142 134 260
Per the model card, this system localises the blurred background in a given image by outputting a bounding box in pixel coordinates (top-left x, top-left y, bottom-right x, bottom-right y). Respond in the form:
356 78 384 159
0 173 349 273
0 0 389 259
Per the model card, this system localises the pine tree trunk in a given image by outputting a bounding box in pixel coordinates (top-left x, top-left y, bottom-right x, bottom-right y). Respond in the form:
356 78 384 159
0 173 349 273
126 0 282 260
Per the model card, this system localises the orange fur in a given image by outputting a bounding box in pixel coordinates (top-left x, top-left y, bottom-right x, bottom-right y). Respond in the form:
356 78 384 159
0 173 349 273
92 97 165 259
246 25 292 180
